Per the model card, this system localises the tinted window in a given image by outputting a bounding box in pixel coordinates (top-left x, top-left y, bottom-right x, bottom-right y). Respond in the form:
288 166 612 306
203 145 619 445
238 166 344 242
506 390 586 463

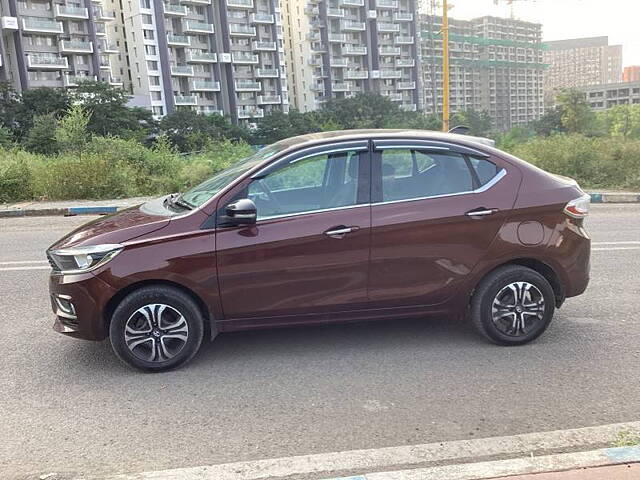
380 150 473 202
248 150 361 219
179 143 284 208
468 157 500 187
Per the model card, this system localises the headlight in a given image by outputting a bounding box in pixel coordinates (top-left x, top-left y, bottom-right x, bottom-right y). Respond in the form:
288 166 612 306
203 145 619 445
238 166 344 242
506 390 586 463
47 244 123 274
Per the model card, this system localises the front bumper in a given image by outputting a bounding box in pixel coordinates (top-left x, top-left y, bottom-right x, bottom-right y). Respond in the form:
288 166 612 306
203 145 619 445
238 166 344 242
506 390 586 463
49 271 118 341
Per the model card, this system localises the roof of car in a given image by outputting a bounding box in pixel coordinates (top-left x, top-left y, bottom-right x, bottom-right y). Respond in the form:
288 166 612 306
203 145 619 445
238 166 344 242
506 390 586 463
273 129 496 151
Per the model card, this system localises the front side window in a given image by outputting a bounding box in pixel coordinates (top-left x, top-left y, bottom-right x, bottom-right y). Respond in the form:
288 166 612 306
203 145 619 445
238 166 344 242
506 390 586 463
247 149 362 220
380 150 474 202
179 143 284 208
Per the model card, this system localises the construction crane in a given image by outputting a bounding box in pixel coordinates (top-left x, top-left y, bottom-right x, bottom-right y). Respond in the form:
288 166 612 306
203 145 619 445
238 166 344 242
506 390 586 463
440 0 538 131
442 0 450 131
493 0 537 20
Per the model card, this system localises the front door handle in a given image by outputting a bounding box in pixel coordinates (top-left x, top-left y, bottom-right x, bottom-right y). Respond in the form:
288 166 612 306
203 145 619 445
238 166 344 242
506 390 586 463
324 226 359 238
466 208 497 217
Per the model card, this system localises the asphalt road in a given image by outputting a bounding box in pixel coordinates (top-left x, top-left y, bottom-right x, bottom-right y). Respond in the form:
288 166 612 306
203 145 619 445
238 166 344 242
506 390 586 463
1 205 639 479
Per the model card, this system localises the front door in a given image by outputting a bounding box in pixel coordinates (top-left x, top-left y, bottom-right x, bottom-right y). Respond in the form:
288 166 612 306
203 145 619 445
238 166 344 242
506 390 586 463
216 142 371 323
368 142 520 308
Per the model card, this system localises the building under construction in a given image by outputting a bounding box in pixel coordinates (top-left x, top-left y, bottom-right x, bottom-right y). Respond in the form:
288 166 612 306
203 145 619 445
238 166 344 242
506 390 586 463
420 13 545 130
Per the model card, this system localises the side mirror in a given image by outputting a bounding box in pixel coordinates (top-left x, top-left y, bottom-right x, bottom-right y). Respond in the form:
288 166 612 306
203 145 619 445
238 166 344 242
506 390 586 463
224 198 257 226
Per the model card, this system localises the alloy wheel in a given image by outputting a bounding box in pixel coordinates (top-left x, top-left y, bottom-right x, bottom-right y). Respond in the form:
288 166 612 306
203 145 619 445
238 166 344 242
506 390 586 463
124 304 189 362
491 281 545 337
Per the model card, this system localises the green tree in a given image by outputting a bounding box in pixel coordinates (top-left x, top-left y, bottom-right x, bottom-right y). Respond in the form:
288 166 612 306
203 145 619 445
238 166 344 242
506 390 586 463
159 109 247 152
321 93 404 129
70 80 155 138
23 114 58 155
16 88 70 133
598 104 640 138
531 106 564 136
451 108 492 136
495 126 536 151
555 88 595 134
0 83 20 132
55 105 91 154
0 125 15 149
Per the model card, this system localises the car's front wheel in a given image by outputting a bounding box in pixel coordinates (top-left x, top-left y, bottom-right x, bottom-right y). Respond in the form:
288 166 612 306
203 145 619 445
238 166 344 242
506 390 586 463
470 265 555 345
109 286 204 372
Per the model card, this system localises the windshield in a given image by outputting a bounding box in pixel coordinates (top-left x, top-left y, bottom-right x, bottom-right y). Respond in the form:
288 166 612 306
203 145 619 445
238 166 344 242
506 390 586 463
179 143 283 208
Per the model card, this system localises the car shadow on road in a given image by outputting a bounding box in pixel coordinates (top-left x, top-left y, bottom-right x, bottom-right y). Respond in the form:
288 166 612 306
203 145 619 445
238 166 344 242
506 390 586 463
57 314 480 374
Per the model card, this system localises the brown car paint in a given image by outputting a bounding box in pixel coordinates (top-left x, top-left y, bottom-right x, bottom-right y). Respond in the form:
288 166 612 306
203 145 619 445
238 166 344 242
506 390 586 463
48 130 590 341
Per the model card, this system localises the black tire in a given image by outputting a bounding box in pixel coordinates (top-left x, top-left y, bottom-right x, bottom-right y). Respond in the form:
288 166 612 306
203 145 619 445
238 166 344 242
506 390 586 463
470 265 555 345
109 286 204 372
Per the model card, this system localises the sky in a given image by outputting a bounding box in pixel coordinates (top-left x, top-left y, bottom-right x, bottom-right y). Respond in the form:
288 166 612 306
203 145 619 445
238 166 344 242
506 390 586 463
423 0 640 66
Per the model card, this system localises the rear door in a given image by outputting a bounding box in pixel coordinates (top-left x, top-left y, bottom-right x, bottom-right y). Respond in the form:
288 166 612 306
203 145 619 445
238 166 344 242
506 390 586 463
368 139 521 308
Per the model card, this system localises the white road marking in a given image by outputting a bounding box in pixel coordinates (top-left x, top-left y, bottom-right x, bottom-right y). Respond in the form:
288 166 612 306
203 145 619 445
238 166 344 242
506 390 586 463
0 266 51 272
100 421 640 480
592 247 640 251
0 260 48 265
592 241 640 245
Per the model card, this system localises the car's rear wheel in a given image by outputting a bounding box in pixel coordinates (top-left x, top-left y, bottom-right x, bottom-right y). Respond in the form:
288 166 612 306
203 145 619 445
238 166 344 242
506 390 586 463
109 286 204 372
470 265 555 345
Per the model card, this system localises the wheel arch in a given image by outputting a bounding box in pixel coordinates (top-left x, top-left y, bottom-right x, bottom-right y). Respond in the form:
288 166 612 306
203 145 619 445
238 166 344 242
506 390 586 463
473 258 566 308
103 279 216 340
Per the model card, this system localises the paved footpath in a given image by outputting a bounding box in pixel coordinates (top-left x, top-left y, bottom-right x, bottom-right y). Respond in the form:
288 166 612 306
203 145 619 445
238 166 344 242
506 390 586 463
498 464 639 480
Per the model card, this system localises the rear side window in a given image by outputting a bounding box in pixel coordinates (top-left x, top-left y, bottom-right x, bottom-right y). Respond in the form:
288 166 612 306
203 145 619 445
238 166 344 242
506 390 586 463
468 157 500 187
380 150 474 202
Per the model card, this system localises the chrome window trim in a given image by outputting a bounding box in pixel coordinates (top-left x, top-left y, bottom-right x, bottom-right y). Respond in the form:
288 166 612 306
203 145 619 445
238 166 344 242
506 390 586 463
251 141 369 178
289 146 368 164
373 139 490 158
371 168 506 206
257 203 370 222
376 144 450 152
251 169 506 221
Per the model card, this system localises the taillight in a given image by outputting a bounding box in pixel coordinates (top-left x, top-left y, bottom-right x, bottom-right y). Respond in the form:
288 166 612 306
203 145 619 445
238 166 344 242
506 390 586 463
564 194 591 218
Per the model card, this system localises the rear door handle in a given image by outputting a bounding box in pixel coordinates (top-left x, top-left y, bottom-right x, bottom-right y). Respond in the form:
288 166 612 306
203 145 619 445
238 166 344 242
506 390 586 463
466 208 497 217
324 226 359 237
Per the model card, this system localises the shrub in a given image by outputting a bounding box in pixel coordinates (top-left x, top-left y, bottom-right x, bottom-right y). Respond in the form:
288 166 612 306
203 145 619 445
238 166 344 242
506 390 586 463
0 137 255 202
29 154 138 200
0 149 38 202
508 134 640 190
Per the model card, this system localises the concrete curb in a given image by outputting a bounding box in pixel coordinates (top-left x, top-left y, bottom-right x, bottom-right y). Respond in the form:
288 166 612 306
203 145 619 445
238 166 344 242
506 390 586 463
0 205 120 218
90 421 640 480
324 446 640 480
589 192 640 203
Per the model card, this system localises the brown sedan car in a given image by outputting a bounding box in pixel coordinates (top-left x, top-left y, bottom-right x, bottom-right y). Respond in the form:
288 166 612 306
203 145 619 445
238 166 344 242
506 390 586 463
48 130 591 371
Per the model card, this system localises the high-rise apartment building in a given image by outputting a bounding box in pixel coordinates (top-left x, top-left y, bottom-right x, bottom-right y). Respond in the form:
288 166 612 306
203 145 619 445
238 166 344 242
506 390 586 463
118 0 288 121
623 66 640 83
543 36 622 104
282 0 421 113
420 15 544 130
0 0 119 91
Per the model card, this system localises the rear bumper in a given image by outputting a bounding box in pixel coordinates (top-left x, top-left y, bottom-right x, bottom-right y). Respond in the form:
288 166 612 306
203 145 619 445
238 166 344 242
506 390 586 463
49 272 117 341
560 224 591 299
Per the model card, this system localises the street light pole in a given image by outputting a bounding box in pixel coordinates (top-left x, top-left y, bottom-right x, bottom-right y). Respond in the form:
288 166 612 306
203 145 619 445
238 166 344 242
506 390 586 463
442 0 450 132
